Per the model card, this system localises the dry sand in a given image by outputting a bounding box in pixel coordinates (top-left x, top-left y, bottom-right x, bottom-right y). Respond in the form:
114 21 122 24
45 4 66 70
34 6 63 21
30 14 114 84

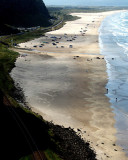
11 11 128 160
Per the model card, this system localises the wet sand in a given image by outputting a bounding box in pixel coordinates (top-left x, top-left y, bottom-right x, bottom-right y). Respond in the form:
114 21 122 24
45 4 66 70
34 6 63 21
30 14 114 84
11 11 127 160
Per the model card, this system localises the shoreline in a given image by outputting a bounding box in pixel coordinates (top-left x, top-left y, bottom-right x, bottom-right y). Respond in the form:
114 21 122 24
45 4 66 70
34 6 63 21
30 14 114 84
11 11 127 160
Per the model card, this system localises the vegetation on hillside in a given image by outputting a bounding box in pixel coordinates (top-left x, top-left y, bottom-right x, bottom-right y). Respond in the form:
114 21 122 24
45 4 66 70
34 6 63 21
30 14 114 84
0 45 18 94
48 6 128 14
0 0 51 36
48 7 80 24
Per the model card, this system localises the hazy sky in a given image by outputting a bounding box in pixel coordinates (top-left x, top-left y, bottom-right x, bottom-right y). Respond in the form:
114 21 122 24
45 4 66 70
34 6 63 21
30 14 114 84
43 0 128 6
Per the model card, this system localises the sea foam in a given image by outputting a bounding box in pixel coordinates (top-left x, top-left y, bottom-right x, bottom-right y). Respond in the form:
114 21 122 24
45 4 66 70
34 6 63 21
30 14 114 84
99 10 128 155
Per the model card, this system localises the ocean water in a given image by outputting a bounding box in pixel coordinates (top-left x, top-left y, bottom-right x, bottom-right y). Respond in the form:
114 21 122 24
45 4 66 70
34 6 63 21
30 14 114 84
99 11 128 154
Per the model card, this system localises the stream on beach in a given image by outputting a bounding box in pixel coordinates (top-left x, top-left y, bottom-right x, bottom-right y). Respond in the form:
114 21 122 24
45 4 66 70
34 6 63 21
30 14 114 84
99 11 128 155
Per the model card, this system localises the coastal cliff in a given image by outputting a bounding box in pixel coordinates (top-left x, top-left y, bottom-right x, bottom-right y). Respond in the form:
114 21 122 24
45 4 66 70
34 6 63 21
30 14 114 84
0 0 50 27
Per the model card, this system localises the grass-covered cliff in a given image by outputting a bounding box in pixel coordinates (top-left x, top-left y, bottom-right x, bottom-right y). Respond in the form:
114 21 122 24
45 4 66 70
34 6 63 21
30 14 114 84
0 0 50 28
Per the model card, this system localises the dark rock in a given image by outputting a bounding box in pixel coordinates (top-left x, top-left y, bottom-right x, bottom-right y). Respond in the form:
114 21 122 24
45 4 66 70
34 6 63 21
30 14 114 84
49 122 97 160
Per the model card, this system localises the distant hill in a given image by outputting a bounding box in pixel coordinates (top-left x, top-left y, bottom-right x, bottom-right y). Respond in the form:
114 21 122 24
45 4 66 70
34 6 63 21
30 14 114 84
0 0 51 28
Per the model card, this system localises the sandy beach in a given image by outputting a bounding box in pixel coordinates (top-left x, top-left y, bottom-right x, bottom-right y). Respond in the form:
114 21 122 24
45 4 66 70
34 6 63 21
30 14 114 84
11 11 128 160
